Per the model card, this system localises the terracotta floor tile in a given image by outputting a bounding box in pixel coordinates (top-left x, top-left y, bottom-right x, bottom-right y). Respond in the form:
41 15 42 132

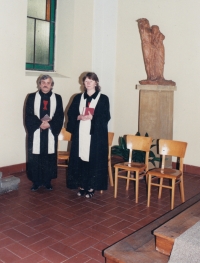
28 237 57 252
0 247 20 263
93 241 109 251
0 220 22 232
0 232 7 240
41 228 67 241
72 219 94 231
0 215 13 225
89 224 116 236
14 224 39 237
53 224 78 237
14 253 45 263
100 216 121 227
83 247 105 262
50 242 78 258
82 227 110 241
26 217 51 228
102 231 127 245
71 236 99 252
0 237 15 248
19 233 47 247
61 232 88 246
86 259 101 263
110 220 133 231
20 210 42 220
64 252 91 263
38 247 67 263
2 229 27 242
6 242 34 258
33 220 59 232
11 212 34 224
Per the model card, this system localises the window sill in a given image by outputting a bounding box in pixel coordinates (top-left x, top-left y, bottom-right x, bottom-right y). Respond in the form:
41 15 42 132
25 70 70 79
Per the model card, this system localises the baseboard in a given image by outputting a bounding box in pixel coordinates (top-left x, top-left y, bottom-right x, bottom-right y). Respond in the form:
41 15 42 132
0 163 26 177
0 162 200 177
172 162 200 176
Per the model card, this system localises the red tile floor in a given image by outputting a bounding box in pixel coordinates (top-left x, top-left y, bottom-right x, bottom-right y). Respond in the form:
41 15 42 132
0 168 200 263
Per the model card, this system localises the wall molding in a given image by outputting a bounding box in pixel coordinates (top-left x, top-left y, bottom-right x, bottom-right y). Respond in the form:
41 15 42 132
0 162 200 177
0 163 26 177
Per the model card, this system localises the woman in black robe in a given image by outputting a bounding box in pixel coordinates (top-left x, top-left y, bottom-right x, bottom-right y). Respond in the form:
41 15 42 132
66 72 111 198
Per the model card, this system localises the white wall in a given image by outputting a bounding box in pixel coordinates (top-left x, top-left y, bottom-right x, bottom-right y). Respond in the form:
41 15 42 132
0 0 200 168
92 0 118 132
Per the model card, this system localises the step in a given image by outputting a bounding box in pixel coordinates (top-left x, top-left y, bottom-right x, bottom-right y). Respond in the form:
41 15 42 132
154 201 200 256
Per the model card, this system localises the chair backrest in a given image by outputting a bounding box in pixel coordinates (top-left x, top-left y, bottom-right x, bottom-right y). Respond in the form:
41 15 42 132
108 132 114 147
159 139 187 171
58 128 71 142
126 135 152 167
126 135 152 152
108 132 114 158
159 139 187 158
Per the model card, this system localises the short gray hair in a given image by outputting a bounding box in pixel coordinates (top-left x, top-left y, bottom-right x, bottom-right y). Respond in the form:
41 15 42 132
38 74 54 87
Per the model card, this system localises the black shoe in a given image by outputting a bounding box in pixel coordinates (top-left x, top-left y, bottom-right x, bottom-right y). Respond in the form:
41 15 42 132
31 184 40 191
85 189 95 198
77 188 85 196
45 184 53 191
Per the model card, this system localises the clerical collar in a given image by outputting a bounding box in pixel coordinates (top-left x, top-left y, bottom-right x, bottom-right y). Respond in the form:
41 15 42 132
39 90 52 97
84 90 99 100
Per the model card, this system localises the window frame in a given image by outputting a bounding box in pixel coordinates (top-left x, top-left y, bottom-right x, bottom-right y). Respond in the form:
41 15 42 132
26 0 56 71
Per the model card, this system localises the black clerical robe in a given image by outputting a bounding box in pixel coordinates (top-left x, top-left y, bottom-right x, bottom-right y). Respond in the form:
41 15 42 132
25 90 64 185
67 92 111 190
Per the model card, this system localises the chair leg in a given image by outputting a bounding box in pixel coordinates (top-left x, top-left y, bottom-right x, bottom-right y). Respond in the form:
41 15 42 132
126 171 131 190
114 167 118 198
145 171 148 184
147 174 152 207
171 178 176 210
158 178 163 199
135 171 139 203
179 176 185 203
108 162 114 186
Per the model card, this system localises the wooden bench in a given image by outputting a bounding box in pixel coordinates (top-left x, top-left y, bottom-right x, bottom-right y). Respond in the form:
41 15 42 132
154 200 200 256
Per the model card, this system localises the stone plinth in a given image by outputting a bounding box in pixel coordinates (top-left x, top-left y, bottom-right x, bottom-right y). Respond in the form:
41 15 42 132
136 85 176 168
0 172 20 194
136 85 176 140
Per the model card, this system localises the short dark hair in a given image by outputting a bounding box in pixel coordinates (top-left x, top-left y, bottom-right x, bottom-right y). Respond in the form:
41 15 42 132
38 74 54 87
82 72 101 92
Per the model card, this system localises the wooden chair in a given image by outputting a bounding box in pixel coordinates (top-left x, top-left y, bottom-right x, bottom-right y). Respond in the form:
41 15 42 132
100 132 114 194
147 139 187 210
57 128 71 167
114 135 152 203
108 132 114 187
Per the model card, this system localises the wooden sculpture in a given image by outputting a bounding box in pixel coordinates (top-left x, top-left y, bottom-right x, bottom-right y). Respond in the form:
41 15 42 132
137 18 176 86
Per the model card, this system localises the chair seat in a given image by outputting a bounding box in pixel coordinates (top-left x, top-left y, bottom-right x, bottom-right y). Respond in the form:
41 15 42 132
114 162 146 171
58 151 70 160
148 168 182 179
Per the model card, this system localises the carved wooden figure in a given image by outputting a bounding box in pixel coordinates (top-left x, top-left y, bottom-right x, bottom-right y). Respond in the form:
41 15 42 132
137 18 176 86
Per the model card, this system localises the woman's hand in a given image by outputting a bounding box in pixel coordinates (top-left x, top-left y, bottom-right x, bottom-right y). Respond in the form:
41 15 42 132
77 112 93 121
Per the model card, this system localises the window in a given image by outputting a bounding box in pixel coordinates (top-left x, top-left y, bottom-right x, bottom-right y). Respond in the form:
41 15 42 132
26 0 56 71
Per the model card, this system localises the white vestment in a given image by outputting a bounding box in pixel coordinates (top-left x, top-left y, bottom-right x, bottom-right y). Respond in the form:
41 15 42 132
79 92 101 161
32 91 56 154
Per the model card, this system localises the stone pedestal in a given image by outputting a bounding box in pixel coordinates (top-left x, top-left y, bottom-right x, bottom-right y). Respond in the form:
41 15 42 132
136 85 176 139
0 172 20 194
136 85 176 168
